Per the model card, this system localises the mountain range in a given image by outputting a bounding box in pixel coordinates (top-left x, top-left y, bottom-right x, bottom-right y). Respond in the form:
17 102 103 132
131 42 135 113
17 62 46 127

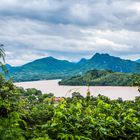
7 53 140 82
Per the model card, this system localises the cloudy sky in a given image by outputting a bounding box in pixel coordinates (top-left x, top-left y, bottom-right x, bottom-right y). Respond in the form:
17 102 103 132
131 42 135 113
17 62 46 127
0 0 140 66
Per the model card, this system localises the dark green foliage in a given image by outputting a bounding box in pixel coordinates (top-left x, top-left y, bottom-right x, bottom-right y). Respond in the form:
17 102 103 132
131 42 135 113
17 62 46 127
59 69 140 86
131 74 140 92
0 76 27 140
0 74 140 139
72 92 83 99
9 53 140 82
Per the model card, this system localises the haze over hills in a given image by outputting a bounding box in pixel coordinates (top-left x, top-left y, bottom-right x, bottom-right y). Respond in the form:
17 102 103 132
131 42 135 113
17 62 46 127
8 53 140 82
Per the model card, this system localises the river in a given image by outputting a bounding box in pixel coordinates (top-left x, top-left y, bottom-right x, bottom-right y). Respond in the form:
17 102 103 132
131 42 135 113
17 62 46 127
14 79 140 100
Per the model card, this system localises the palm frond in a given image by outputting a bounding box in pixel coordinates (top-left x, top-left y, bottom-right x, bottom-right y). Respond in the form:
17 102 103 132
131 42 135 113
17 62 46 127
0 44 8 75
0 45 5 63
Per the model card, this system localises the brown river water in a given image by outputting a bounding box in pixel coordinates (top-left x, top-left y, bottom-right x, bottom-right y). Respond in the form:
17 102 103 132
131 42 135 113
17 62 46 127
15 79 140 100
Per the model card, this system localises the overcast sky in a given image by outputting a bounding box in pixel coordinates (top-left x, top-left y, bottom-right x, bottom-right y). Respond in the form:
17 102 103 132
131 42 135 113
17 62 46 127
0 0 140 66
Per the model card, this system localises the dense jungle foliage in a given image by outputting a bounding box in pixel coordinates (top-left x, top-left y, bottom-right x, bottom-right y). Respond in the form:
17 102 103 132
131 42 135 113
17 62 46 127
0 74 140 140
59 69 140 86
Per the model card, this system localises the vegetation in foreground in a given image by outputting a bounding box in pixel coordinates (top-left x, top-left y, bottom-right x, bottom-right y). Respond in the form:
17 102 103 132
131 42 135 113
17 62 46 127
59 69 140 86
0 74 140 140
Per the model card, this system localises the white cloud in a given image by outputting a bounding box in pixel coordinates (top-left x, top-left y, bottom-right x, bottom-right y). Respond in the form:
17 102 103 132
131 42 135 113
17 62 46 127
0 0 140 65
70 4 91 21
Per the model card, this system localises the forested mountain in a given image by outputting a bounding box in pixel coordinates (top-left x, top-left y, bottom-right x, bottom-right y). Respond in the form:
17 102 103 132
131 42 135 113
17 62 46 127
9 57 77 81
77 53 140 73
9 53 140 81
59 69 140 86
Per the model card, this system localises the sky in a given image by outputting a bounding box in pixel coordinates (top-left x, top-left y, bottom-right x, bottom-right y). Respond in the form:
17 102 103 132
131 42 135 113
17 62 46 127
0 0 140 66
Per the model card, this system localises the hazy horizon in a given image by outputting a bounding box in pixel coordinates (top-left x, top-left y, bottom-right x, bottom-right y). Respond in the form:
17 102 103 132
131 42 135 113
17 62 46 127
6 52 140 67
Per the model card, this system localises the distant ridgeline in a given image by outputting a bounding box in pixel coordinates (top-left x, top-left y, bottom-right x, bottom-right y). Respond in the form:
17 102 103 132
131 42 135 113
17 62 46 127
7 53 140 82
59 69 140 86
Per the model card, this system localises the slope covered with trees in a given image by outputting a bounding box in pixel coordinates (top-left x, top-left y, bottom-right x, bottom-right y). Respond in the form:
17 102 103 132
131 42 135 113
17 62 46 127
10 57 77 81
59 69 140 86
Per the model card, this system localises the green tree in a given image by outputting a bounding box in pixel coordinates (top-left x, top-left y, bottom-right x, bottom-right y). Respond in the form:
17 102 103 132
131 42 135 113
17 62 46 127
72 92 83 98
131 74 140 92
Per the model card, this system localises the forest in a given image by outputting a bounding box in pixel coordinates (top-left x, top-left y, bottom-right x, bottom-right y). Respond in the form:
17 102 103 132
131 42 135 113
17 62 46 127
59 69 140 86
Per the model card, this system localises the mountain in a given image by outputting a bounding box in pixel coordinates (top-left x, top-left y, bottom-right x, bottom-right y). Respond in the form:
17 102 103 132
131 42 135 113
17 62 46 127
59 69 140 86
20 56 76 72
9 53 140 82
10 57 77 81
77 53 140 74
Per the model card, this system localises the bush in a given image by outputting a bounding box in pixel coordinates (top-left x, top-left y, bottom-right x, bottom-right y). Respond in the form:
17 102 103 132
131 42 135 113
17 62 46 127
0 74 140 139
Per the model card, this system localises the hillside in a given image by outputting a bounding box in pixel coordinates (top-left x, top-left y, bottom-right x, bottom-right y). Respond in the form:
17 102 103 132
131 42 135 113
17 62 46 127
59 69 140 86
10 57 77 81
9 53 140 82
77 53 140 74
